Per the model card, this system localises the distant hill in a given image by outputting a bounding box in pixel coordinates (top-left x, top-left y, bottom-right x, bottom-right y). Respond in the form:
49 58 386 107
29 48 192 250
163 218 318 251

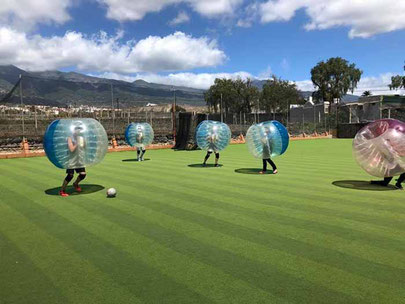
0 65 205 107
0 65 359 107
252 79 359 103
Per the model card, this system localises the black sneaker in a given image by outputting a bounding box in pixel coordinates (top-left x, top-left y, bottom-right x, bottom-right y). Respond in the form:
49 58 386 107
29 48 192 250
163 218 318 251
202 163 206 167
395 183 403 190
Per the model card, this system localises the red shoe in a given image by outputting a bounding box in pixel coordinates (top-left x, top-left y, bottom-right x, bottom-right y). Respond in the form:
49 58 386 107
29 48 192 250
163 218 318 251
73 183 82 192
59 190 69 197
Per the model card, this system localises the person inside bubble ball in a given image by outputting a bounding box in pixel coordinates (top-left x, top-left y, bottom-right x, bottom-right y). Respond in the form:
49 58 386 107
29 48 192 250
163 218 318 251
136 126 146 161
59 122 87 197
203 127 220 167
370 137 405 190
260 127 278 174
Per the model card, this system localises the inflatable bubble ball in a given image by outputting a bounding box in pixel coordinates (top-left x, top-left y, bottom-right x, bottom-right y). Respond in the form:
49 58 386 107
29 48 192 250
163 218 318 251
246 120 289 159
195 120 231 152
353 119 405 177
125 123 154 148
44 118 108 169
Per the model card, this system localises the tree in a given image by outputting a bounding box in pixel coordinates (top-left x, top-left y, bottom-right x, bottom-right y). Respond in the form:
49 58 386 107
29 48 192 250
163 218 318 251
204 78 237 114
260 76 301 119
232 78 259 113
311 57 362 102
362 90 372 97
204 77 259 114
389 75 405 90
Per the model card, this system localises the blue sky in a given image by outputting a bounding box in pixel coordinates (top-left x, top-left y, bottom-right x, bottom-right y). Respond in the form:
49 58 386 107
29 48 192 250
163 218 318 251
1 0 405 93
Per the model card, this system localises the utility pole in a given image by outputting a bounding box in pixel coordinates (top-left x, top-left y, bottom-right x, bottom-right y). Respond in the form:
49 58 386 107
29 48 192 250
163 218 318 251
111 83 115 137
19 74 24 140
172 88 177 143
220 93 223 123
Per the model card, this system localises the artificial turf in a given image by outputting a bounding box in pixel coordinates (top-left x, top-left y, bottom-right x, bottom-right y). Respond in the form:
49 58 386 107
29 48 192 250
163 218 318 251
0 139 404 304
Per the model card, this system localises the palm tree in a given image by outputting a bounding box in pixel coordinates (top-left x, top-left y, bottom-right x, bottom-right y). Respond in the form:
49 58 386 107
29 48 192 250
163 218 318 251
362 90 372 97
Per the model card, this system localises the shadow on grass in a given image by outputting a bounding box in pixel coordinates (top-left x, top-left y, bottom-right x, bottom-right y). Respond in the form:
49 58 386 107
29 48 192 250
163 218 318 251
332 180 397 191
188 164 223 168
45 184 105 196
122 158 150 162
234 168 274 175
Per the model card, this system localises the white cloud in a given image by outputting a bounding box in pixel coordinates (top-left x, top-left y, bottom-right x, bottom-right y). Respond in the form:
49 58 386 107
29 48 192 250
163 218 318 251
93 71 405 95
169 11 190 26
93 71 254 89
294 80 314 92
237 2 259 28
295 73 405 95
353 73 405 95
0 28 226 73
257 66 272 79
99 0 243 21
260 0 405 38
0 0 72 30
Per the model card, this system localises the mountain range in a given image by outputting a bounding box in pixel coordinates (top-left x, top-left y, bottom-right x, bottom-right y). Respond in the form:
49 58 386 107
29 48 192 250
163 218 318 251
0 65 359 107
0 65 205 107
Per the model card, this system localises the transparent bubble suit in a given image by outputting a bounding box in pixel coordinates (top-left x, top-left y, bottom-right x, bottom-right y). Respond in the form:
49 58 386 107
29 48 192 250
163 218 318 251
246 121 289 159
125 123 154 148
353 119 405 177
44 118 108 169
195 120 231 152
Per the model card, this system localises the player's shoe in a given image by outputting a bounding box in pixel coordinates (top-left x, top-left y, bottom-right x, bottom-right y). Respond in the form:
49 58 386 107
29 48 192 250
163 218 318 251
73 183 82 192
395 183 403 190
202 163 206 167
273 169 278 174
59 190 69 197
214 164 219 167
259 170 266 174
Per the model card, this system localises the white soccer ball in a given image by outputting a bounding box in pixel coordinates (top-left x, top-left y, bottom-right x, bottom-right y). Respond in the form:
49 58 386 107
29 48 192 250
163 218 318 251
107 188 116 198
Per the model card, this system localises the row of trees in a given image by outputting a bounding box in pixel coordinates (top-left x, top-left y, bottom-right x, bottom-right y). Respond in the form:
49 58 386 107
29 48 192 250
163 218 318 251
204 76 303 116
205 57 364 115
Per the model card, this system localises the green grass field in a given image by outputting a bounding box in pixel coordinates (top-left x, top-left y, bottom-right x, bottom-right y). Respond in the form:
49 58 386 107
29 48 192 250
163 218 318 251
0 139 404 304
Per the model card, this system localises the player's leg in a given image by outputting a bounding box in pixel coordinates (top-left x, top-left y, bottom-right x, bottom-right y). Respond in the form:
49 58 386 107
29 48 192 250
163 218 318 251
395 173 405 190
260 159 267 174
60 169 74 196
214 153 220 167
140 148 146 161
137 148 141 161
371 177 393 186
203 151 212 166
73 168 86 192
267 158 278 174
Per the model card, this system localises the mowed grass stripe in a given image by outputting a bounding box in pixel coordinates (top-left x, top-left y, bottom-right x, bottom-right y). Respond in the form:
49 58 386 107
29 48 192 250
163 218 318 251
4 158 404 271
112 149 405 220
115 160 405 238
0 175 286 304
92 161 405 264
72 189 405 303
86 168 405 286
0 202 142 304
1 139 404 304
7 165 364 303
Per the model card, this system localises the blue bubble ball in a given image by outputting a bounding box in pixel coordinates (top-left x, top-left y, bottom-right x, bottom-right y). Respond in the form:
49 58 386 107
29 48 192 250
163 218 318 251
125 123 154 148
195 120 231 152
44 118 108 169
246 120 289 159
